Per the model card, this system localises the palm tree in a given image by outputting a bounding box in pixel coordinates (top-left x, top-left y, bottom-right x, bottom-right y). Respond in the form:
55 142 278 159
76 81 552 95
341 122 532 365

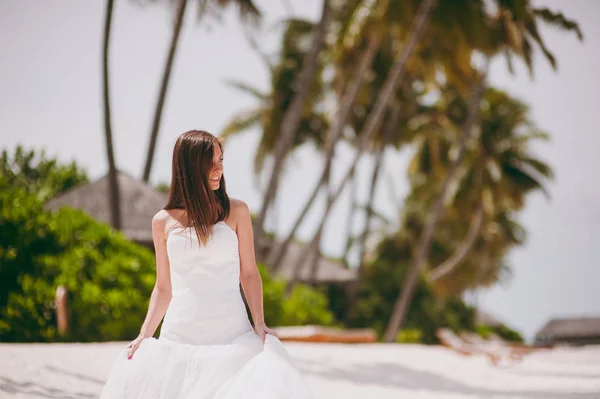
102 0 121 230
263 0 394 270
268 0 439 274
142 0 261 183
403 87 552 290
343 86 547 328
400 203 523 298
337 101 402 321
382 64 487 342
382 1 583 342
290 0 402 281
220 17 331 259
343 99 401 316
428 88 553 283
268 0 498 278
142 0 188 183
220 18 329 179
252 0 332 247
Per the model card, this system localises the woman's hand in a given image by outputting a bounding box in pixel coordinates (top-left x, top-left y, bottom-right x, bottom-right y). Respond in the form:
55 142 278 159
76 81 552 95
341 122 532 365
253 322 278 342
126 335 146 360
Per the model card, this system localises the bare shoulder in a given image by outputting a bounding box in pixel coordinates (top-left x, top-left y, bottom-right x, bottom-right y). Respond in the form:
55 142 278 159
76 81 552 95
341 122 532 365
229 198 251 229
230 198 250 216
152 209 171 224
152 209 172 234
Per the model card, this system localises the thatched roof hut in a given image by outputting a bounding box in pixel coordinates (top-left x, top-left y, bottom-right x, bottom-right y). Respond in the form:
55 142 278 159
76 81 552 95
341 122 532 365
45 171 167 249
257 238 357 285
535 316 600 346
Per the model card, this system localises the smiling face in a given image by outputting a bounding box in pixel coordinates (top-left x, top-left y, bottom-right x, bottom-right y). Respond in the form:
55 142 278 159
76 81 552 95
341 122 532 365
208 144 223 191
166 130 231 243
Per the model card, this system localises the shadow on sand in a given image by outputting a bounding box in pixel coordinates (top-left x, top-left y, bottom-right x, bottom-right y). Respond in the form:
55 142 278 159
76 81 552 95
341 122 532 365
0 376 96 399
294 357 599 399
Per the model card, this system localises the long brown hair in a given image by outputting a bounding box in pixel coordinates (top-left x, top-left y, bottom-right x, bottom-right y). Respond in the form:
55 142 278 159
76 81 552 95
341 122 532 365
164 130 230 245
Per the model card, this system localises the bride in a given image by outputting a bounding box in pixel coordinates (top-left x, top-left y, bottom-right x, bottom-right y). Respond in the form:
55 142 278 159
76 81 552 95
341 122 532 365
100 130 314 398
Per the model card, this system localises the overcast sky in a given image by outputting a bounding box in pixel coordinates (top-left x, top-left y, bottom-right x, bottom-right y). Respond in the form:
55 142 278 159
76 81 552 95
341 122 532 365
1 0 598 341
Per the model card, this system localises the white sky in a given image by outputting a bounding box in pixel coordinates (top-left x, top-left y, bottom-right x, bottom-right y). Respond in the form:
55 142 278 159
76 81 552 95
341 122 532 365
1 0 598 341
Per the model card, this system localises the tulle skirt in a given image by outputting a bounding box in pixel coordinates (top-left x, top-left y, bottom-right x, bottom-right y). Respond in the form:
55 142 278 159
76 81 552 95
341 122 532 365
100 331 314 399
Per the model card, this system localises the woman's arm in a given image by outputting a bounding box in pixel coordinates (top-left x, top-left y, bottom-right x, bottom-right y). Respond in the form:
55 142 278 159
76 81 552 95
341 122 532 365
236 200 265 327
139 211 173 337
236 200 278 342
127 211 173 358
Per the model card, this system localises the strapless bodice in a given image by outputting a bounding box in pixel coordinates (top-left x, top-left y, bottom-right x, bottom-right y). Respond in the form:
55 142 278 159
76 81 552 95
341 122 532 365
160 221 252 345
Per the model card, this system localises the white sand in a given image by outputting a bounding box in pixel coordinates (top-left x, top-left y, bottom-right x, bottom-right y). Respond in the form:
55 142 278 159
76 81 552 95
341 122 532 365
1 342 599 398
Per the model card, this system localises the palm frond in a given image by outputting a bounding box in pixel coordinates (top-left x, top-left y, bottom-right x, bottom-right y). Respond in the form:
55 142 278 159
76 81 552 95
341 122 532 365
533 7 584 41
514 130 550 143
335 0 380 51
223 79 268 101
217 0 261 22
355 203 393 225
219 108 263 140
502 162 549 197
521 37 534 77
503 48 515 75
524 17 557 70
253 136 271 175
518 156 554 180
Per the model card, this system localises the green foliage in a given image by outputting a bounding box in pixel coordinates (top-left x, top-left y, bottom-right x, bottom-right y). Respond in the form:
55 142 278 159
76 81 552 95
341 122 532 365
395 328 423 344
256 264 336 327
0 183 59 313
281 284 336 327
0 181 155 342
1 145 88 201
0 176 332 341
493 324 524 343
477 323 524 343
325 283 350 324
348 234 476 344
476 324 493 339
154 182 170 194
256 264 285 326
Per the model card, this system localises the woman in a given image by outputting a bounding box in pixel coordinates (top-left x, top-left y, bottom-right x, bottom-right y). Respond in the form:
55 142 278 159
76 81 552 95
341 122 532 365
100 130 314 398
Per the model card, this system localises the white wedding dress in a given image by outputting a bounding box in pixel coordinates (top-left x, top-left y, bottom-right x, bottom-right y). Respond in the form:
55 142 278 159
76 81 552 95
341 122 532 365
100 221 315 399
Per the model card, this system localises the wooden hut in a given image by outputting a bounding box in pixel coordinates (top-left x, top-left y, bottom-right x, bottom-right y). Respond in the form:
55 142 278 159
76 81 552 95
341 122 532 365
535 316 600 346
259 239 357 286
45 171 167 250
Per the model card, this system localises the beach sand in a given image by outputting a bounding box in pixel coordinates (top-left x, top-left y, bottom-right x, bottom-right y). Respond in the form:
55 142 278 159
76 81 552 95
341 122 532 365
1 342 599 398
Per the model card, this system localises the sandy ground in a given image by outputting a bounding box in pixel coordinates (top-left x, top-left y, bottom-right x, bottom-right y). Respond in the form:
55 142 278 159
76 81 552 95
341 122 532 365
1 342 599 399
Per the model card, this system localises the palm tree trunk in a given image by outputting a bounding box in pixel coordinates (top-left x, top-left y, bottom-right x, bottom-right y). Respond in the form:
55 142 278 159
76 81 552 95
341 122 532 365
142 0 188 182
268 32 381 272
357 148 385 265
102 0 121 230
287 185 334 295
307 227 324 286
254 0 331 247
357 101 399 272
288 106 396 293
382 68 488 343
342 168 358 265
473 254 492 308
269 0 437 272
427 201 484 282
345 101 400 322
307 153 334 285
